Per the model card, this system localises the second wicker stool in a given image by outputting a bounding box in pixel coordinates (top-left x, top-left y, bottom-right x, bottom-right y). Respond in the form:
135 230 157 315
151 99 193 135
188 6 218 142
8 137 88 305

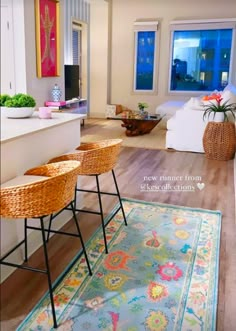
48 139 127 254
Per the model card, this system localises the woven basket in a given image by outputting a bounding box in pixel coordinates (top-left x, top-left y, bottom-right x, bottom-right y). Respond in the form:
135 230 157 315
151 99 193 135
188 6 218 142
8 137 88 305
203 122 236 161
0 161 81 218
48 139 123 175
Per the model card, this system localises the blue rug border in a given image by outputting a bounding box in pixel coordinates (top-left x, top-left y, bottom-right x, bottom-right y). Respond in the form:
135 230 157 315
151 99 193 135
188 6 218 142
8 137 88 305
122 197 222 216
16 197 222 331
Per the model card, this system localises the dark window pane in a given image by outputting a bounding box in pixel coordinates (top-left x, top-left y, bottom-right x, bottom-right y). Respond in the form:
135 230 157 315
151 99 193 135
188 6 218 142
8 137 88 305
135 31 155 90
72 30 80 65
170 29 233 92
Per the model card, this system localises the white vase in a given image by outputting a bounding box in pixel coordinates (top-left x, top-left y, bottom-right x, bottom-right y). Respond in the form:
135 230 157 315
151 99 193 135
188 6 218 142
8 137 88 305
51 84 62 102
208 112 224 122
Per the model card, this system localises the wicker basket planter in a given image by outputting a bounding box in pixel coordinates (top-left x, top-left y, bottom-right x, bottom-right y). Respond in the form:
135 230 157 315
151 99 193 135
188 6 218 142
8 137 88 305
203 122 236 161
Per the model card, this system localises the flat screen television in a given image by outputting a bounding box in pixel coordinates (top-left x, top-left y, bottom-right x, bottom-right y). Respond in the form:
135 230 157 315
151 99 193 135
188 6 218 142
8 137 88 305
64 65 80 100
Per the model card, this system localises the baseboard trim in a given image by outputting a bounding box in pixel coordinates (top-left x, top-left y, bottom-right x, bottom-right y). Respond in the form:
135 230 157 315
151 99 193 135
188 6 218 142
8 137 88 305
89 112 106 118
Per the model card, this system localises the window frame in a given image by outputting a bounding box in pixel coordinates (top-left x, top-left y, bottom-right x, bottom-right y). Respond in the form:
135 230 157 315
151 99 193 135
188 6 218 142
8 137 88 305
168 18 236 95
133 21 159 94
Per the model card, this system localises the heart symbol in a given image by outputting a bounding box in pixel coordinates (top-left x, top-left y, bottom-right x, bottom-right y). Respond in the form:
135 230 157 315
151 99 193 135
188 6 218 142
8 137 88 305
197 182 205 190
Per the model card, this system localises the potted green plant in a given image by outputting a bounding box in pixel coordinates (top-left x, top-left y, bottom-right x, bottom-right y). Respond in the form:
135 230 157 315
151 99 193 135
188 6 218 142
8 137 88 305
203 93 236 122
0 94 11 107
2 93 36 118
138 102 149 112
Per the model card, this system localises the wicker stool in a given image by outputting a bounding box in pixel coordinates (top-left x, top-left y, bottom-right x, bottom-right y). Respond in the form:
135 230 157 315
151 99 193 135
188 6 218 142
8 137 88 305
203 122 236 160
48 139 127 254
0 161 92 329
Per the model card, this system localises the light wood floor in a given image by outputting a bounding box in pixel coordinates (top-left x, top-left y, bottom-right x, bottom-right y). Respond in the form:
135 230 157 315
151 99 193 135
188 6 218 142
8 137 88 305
1 119 235 331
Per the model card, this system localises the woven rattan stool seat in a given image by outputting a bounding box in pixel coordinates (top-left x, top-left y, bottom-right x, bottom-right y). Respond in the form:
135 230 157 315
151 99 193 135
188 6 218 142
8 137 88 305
48 139 122 175
1 161 80 218
0 160 92 329
48 139 127 254
1 175 48 188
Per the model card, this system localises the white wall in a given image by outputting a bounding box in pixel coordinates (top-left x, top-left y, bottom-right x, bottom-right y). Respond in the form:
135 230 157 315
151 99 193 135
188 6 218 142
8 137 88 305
0 0 26 95
89 0 108 117
13 0 27 94
109 0 236 114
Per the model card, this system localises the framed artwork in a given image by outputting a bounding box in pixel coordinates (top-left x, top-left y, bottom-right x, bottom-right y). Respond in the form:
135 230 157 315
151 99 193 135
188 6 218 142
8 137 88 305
35 0 60 77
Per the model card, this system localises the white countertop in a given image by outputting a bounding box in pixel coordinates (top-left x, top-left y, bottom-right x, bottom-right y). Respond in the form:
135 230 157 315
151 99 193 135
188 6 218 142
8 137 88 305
1 108 85 282
1 110 86 143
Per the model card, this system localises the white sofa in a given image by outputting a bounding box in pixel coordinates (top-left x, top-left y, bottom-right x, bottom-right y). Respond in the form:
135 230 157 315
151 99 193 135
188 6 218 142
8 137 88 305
155 100 186 119
166 109 207 152
157 84 236 153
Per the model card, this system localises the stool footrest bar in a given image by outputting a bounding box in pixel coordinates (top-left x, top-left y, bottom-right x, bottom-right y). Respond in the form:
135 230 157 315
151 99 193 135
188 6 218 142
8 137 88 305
0 261 47 274
26 225 82 238
76 188 118 196
0 239 25 261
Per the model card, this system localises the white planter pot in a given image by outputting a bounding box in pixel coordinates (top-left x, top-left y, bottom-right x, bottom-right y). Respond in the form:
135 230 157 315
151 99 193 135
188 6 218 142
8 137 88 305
5 107 35 118
208 112 224 122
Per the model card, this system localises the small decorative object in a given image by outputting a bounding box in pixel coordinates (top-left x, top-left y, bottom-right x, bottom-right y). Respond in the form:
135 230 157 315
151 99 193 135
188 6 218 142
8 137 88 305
138 102 149 119
51 84 62 102
138 102 148 112
203 122 236 160
38 107 52 119
202 93 236 122
2 93 36 118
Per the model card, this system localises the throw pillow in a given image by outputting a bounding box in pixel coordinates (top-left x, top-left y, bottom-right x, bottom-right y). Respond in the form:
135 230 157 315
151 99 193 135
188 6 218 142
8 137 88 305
221 89 236 104
183 97 203 110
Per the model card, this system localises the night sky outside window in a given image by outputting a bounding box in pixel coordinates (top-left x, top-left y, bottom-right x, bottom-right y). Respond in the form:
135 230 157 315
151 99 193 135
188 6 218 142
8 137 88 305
169 20 236 93
135 31 155 91
133 20 158 93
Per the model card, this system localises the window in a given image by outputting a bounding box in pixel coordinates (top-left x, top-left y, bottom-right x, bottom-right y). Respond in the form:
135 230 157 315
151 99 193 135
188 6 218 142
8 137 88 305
133 21 158 92
169 19 236 93
72 22 82 65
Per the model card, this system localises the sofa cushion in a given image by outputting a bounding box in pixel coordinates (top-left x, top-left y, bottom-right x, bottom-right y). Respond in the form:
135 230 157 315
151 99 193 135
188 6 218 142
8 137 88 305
182 97 203 111
166 116 176 130
223 83 236 94
221 89 236 104
156 101 185 116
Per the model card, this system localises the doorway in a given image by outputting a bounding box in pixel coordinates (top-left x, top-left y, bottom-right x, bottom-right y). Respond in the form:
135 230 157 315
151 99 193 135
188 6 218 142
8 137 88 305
72 20 88 99
0 0 15 95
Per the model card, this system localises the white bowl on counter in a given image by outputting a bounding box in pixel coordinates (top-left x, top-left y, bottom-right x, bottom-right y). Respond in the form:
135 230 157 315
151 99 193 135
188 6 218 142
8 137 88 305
4 107 35 118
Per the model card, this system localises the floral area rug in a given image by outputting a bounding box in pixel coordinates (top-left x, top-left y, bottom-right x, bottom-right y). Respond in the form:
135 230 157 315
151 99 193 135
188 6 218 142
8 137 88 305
17 198 221 331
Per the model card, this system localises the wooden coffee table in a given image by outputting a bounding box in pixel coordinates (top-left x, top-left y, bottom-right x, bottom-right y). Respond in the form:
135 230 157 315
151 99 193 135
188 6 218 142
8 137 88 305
108 113 164 137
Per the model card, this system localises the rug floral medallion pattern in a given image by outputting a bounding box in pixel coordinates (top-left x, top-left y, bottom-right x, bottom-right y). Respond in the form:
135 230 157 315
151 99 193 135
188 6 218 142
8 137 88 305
17 199 221 331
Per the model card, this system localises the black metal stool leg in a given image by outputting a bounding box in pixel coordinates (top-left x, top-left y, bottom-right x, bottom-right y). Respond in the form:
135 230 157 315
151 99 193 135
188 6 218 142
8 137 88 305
24 218 28 262
70 202 92 275
74 183 78 210
112 169 127 226
96 175 108 254
40 217 58 329
46 214 53 242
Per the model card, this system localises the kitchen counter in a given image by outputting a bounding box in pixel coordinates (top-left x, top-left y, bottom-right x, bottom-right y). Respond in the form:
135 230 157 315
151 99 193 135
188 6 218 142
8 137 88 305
0 110 85 282
1 110 86 183
1 110 86 143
